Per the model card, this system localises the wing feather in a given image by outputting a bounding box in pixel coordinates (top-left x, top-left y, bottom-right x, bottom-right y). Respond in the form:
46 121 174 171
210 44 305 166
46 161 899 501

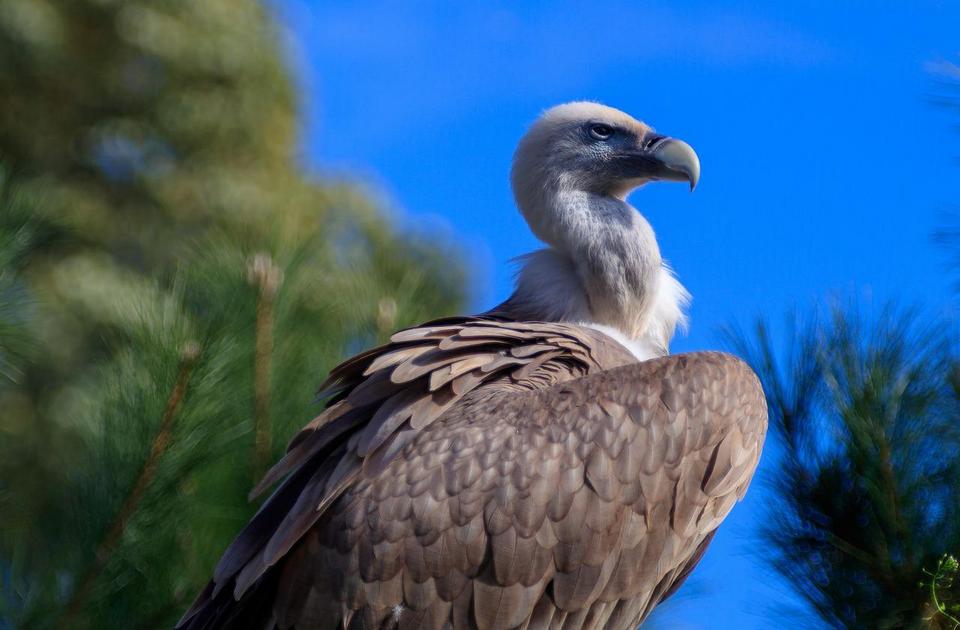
178 319 765 630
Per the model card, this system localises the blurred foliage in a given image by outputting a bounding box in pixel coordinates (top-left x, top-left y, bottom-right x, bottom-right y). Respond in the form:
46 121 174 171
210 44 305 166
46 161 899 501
726 307 960 629
0 177 54 385
731 56 960 629
925 58 960 630
0 1 465 628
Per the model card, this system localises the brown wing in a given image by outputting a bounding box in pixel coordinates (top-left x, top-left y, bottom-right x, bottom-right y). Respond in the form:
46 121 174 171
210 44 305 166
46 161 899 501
179 323 766 630
177 317 635 629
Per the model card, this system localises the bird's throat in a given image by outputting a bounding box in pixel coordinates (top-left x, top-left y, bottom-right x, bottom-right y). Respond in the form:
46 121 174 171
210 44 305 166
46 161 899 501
505 193 664 342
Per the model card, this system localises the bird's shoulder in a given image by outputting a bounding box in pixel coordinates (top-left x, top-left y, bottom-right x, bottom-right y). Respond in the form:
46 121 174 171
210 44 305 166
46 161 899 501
254 315 638 492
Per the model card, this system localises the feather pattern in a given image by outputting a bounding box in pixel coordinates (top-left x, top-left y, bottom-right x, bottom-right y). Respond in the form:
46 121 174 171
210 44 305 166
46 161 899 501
178 317 765 630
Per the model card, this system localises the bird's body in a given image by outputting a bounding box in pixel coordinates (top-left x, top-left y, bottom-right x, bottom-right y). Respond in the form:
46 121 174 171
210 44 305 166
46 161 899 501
179 103 767 630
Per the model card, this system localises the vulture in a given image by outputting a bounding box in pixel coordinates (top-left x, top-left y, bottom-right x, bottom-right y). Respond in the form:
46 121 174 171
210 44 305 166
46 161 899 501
178 102 767 630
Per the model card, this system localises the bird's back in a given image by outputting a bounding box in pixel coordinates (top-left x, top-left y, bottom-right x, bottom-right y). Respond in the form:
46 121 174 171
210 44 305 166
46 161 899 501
178 317 766 630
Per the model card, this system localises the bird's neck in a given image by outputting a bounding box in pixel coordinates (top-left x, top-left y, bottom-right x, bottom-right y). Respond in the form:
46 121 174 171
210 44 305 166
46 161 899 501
498 187 687 358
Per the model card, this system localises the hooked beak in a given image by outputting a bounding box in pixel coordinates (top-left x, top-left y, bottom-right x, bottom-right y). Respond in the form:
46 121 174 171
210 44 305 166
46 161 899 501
617 135 700 191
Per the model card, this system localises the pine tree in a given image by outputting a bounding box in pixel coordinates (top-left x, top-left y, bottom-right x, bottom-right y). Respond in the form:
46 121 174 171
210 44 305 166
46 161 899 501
726 308 960 628
0 1 465 628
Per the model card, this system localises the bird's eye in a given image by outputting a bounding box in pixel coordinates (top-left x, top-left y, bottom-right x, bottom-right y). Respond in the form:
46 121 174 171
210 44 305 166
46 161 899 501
589 124 614 140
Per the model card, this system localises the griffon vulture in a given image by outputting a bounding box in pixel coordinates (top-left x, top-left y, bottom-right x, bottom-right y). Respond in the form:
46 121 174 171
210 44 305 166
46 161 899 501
178 102 767 630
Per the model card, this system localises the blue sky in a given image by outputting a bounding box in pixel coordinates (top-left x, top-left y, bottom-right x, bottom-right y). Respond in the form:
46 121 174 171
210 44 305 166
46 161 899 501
274 1 960 626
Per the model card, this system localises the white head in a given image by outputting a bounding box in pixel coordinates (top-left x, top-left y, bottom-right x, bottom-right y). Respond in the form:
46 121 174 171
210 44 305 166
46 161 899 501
511 102 699 245
499 102 699 359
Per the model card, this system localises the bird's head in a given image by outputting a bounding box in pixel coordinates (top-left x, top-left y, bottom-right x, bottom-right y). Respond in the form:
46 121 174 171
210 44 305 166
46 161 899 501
511 102 700 225
505 102 697 344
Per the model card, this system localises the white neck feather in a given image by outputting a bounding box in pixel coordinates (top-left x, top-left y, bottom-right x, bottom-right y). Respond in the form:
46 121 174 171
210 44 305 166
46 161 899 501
500 183 690 360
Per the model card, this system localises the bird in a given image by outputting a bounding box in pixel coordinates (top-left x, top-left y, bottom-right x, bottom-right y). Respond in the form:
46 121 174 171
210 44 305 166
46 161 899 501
178 102 767 630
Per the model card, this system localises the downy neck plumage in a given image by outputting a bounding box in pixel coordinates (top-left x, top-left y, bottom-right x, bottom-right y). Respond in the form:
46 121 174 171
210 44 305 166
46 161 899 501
496 170 689 362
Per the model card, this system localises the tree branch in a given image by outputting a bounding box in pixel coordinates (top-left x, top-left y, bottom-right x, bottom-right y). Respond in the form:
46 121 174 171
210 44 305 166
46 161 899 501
248 253 282 480
59 341 201 627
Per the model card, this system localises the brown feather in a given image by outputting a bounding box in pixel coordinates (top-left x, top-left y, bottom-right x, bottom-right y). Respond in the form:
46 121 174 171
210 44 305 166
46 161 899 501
177 318 766 630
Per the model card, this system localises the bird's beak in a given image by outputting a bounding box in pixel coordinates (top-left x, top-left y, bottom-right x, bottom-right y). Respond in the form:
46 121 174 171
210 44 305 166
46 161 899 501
618 136 701 191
